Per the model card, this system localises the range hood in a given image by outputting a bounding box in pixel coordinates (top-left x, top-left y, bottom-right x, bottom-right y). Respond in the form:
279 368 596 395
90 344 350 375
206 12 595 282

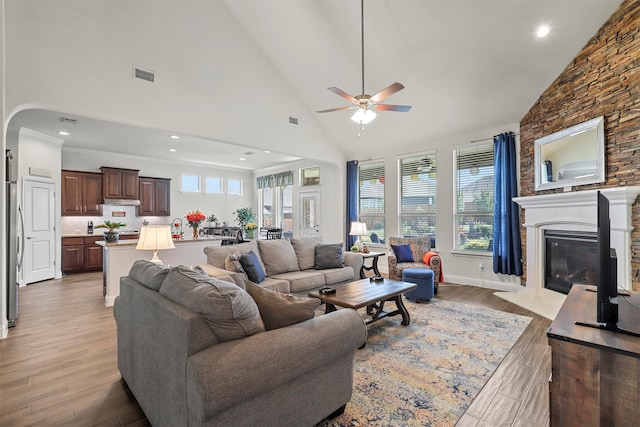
103 198 141 206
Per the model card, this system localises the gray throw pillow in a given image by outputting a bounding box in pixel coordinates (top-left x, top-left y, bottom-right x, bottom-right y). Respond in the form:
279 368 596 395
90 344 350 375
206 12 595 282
159 265 265 342
245 281 320 330
315 244 344 269
128 259 169 291
290 237 325 270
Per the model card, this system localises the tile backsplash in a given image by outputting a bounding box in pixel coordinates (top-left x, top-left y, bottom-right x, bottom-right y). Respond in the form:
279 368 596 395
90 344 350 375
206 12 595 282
61 206 144 235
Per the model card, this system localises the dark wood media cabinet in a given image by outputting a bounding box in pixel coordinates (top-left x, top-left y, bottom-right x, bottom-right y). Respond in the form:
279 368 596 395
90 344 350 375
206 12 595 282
547 284 640 426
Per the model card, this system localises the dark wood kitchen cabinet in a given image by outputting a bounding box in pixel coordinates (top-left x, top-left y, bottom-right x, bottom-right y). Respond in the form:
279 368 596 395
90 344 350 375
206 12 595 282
138 177 171 216
100 167 139 200
62 236 103 273
61 170 103 216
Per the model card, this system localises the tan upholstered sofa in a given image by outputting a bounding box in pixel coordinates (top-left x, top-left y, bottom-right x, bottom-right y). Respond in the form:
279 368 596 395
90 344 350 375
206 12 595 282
387 236 442 293
200 237 363 294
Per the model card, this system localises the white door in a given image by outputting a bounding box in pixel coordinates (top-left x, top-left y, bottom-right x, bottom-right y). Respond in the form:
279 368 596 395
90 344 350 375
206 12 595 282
299 190 321 238
23 178 56 284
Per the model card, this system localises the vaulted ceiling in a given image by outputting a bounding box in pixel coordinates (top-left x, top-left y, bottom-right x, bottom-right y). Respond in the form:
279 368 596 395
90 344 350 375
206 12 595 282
8 0 623 169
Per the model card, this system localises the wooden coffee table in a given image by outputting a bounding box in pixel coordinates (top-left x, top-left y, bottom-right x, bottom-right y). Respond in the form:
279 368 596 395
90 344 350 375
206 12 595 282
308 278 417 326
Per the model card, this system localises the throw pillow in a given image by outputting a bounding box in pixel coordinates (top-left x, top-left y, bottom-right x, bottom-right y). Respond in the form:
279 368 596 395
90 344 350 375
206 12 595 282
159 265 265 342
240 251 267 283
224 251 245 274
128 259 169 291
290 237 325 270
391 244 414 263
257 239 300 275
245 281 320 330
314 244 344 269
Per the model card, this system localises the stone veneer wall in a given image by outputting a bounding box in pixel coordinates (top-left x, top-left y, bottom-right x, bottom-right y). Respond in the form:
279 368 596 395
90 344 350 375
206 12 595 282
519 0 640 290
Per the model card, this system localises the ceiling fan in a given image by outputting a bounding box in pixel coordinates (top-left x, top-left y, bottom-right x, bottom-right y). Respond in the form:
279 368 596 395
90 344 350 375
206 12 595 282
316 0 411 127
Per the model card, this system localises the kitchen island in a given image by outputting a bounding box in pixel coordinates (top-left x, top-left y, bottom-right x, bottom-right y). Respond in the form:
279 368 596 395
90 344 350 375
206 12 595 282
98 236 233 306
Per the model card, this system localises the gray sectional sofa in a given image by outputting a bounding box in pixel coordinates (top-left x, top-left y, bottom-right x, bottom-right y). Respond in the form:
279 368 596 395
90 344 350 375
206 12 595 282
114 260 368 427
200 237 363 294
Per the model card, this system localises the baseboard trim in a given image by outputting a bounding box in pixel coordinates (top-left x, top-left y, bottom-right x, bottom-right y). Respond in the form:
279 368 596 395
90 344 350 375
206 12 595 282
443 274 522 292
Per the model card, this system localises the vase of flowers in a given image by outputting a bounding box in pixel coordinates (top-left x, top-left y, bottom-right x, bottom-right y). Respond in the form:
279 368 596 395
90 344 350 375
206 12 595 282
245 222 258 239
185 210 206 239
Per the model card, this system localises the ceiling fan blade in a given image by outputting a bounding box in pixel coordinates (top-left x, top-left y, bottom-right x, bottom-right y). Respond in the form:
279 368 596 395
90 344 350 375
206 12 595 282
316 106 355 114
327 87 358 103
374 104 412 112
370 82 405 103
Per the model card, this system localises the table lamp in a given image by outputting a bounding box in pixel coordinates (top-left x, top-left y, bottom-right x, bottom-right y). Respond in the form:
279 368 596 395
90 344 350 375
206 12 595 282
136 225 175 265
349 221 368 251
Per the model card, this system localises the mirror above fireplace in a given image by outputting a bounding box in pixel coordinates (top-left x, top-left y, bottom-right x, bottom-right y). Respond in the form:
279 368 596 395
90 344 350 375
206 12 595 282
534 116 605 191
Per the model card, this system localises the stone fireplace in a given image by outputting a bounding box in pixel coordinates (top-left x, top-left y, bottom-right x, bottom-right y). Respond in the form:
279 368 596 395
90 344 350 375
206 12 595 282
495 186 640 319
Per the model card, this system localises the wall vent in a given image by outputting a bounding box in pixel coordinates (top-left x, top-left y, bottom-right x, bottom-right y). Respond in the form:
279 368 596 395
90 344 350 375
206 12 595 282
60 117 77 125
134 66 155 83
289 116 299 125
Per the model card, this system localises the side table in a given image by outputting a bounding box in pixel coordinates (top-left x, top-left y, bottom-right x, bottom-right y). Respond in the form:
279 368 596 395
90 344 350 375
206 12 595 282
359 251 385 279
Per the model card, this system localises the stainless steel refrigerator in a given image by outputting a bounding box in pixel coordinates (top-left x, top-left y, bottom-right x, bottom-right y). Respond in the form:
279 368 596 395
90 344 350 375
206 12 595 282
5 150 23 327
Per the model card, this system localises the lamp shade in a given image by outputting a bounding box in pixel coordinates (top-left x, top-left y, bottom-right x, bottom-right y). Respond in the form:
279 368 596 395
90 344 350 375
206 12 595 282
349 221 368 236
136 225 175 264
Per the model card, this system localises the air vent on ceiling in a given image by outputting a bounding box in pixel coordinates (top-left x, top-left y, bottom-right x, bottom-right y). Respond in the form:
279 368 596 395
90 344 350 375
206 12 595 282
134 66 155 83
289 116 299 126
60 117 77 125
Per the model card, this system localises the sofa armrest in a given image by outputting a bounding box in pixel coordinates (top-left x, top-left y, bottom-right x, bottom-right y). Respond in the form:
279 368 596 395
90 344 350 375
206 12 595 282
197 263 246 288
187 309 367 419
343 251 363 275
387 254 399 281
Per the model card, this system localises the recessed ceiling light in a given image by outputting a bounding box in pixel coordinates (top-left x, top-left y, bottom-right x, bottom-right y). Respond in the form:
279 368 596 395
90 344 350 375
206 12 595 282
58 131 70 136
239 157 246 161
170 135 180 139
536 24 551 38
264 150 271 154
168 148 177 152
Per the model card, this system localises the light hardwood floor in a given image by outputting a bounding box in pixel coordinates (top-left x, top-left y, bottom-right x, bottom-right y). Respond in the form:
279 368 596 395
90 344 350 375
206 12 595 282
0 273 551 426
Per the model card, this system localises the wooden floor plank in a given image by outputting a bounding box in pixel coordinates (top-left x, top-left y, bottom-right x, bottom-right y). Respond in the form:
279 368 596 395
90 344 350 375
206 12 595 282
1 276 551 426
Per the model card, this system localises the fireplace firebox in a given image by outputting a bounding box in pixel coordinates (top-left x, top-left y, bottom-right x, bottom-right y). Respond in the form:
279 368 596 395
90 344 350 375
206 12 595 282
544 230 597 294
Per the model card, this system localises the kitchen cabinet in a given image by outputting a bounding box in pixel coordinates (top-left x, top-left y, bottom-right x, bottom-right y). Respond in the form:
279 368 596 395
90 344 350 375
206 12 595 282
62 234 139 274
61 170 103 216
138 177 171 216
100 167 139 200
62 236 103 273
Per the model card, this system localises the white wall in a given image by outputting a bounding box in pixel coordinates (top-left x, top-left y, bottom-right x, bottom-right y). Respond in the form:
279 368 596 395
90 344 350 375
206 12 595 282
1 0 8 339
347 123 523 291
255 159 345 245
17 128 64 280
4 1 344 165
61 147 256 229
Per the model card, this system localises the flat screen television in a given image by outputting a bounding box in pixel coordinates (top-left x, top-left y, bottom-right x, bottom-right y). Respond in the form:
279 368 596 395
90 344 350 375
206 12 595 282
575 191 640 337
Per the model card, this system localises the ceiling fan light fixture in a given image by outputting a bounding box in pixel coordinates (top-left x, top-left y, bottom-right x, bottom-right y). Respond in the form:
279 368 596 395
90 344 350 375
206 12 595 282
351 108 376 124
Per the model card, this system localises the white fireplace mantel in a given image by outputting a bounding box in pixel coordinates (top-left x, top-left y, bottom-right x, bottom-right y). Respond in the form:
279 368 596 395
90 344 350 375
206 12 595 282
495 186 640 319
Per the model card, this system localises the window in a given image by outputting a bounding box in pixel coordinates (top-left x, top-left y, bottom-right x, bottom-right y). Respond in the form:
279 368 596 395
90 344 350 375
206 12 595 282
205 176 223 194
259 185 293 235
454 143 494 252
227 178 243 196
358 161 385 243
181 174 200 193
300 166 320 186
398 152 437 247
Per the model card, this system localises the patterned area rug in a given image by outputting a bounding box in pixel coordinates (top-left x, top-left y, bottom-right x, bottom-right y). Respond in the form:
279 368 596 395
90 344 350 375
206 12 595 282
318 298 532 427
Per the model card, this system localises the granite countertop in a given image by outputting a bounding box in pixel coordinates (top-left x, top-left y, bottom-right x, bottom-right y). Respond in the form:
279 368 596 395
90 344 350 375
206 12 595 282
96 235 236 247
62 231 140 238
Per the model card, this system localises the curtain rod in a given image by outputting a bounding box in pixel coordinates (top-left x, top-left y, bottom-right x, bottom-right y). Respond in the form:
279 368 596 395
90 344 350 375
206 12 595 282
470 132 519 144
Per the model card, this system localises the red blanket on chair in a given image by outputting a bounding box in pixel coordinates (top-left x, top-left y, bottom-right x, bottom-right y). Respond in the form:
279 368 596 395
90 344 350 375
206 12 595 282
422 251 444 282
